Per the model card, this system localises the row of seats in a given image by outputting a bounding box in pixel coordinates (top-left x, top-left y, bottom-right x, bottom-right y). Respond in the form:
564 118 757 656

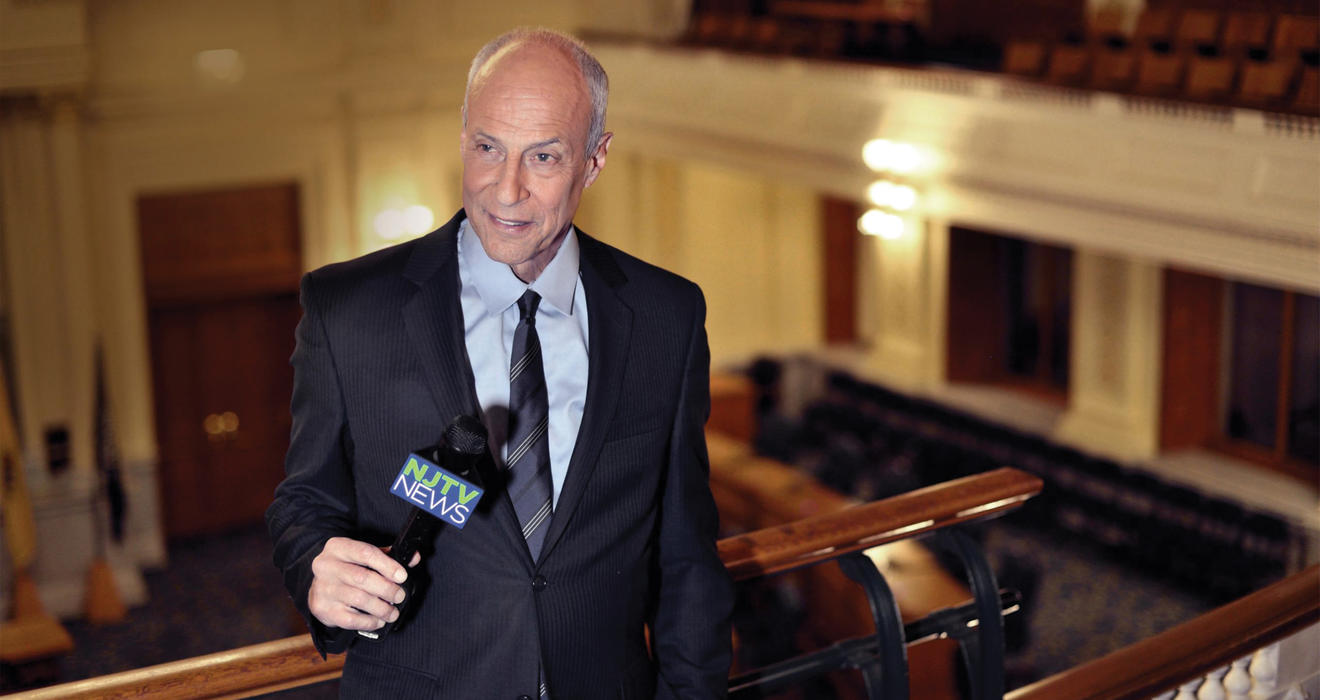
682 9 925 63
747 359 1301 604
1004 10 1319 113
677 3 1318 114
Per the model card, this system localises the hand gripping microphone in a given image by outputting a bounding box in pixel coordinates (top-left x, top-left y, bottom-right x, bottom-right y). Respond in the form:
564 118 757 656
358 414 487 640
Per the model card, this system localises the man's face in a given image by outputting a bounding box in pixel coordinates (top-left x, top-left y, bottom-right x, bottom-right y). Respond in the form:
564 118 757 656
460 43 611 282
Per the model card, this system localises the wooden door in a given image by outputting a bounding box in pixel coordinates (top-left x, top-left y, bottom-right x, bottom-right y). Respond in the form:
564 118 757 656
138 183 302 538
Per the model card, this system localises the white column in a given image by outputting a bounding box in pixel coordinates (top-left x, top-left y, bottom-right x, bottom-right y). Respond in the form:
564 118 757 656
0 101 82 494
48 97 96 493
863 213 941 391
1055 249 1163 460
0 96 146 617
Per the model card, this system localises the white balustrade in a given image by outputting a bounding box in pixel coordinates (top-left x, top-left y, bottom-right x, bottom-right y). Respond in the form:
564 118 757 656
1199 666 1229 700
1226 657 1253 700
1177 679 1204 700
1251 643 1281 696
1148 624 1320 700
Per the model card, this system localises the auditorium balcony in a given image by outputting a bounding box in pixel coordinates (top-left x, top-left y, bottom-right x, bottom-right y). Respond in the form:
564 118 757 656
0 0 1317 697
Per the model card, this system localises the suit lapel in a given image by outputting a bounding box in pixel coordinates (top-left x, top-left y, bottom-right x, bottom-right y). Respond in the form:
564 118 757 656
537 233 631 564
401 211 530 562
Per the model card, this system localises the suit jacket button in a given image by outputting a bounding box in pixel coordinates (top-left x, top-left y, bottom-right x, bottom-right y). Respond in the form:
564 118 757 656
531 574 547 591
518 695 532 700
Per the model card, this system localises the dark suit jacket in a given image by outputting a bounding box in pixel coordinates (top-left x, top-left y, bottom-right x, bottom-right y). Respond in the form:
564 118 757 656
266 210 734 699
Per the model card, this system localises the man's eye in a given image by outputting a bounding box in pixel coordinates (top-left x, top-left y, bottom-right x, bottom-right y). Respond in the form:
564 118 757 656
534 153 555 163
476 144 493 152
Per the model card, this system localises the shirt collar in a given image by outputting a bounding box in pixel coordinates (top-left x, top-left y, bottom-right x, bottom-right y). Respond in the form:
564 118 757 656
458 218 581 317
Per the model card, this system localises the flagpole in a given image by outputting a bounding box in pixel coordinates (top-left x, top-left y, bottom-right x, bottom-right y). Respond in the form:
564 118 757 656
84 344 126 624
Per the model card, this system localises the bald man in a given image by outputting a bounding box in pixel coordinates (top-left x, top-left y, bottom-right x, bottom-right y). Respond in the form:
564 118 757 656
267 28 734 699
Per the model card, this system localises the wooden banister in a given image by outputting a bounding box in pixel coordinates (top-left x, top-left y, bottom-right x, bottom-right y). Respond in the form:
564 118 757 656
11 468 1040 699
9 635 345 700
719 467 1043 581
1006 565 1320 700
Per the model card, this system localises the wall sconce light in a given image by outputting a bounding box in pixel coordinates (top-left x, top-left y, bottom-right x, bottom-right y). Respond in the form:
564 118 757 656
861 138 925 175
373 204 435 241
867 180 917 211
858 209 905 239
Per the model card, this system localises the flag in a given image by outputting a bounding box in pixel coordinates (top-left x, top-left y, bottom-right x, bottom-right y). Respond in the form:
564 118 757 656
0 360 37 570
95 345 127 542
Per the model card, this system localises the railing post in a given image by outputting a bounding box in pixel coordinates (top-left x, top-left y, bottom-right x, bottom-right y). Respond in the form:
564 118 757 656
837 552 910 700
936 529 1006 700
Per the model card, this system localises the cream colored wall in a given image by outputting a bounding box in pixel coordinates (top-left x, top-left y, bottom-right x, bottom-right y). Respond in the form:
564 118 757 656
576 150 824 368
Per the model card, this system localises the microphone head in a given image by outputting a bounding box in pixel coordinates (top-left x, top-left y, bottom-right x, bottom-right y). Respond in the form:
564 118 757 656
445 415 487 455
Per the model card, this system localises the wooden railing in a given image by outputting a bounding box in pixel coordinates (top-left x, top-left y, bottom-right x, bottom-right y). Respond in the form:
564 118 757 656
7 635 345 700
1006 565 1320 700
717 465 1039 581
9 467 1041 699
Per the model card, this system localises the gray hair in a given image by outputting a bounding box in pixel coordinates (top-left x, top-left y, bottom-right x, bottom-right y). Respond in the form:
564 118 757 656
463 28 609 160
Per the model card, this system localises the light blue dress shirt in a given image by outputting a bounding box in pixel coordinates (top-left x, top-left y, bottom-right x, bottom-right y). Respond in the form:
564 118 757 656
457 220 589 508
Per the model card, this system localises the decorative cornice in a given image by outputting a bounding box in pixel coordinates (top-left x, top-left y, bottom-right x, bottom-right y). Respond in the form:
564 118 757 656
594 41 1320 292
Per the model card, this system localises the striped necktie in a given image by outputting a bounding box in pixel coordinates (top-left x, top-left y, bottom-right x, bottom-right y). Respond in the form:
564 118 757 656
507 290 553 562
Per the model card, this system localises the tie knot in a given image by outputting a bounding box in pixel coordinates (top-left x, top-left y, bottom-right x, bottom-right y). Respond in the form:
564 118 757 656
517 290 541 322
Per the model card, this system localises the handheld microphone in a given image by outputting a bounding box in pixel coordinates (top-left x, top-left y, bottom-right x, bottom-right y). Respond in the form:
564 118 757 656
358 414 487 640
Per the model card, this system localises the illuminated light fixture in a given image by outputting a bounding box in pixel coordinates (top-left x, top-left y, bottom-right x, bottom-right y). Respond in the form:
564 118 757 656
402 205 435 234
194 49 245 84
862 139 894 172
373 208 406 240
867 180 918 212
374 204 436 241
862 138 925 174
858 209 905 240
888 142 921 174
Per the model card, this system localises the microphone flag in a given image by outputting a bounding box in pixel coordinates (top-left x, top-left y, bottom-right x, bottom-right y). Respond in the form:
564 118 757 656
389 453 484 528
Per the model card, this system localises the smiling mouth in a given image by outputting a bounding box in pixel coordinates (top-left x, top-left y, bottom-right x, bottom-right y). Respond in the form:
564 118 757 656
490 213 531 228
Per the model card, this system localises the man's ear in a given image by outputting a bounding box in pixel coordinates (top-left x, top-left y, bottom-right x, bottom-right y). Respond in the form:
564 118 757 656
583 132 613 188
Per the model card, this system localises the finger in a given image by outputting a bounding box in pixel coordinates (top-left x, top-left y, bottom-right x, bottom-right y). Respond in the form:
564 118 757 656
334 558 407 606
313 540 408 606
342 610 386 631
338 583 401 622
309 580 400 630
328 603 389 631
328 537 408 583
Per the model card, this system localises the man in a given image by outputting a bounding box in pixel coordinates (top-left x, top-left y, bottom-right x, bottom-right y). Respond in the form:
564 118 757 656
266 28 734 699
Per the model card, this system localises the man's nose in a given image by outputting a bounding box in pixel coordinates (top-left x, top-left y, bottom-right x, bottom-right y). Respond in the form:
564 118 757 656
495 157 528 206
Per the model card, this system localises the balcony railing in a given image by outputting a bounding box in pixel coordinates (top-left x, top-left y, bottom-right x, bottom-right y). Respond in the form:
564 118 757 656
9 467 1042 699
13 465 1317 700
1006 564 1319 700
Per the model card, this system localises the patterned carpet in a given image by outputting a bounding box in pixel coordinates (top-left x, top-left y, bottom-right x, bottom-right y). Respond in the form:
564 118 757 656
30 524 338 697
987 523 1214 685
55 525 299 682
13 516 1216 697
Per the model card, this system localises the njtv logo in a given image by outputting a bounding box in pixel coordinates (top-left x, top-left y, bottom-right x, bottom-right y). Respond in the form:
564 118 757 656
389 454 483 528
